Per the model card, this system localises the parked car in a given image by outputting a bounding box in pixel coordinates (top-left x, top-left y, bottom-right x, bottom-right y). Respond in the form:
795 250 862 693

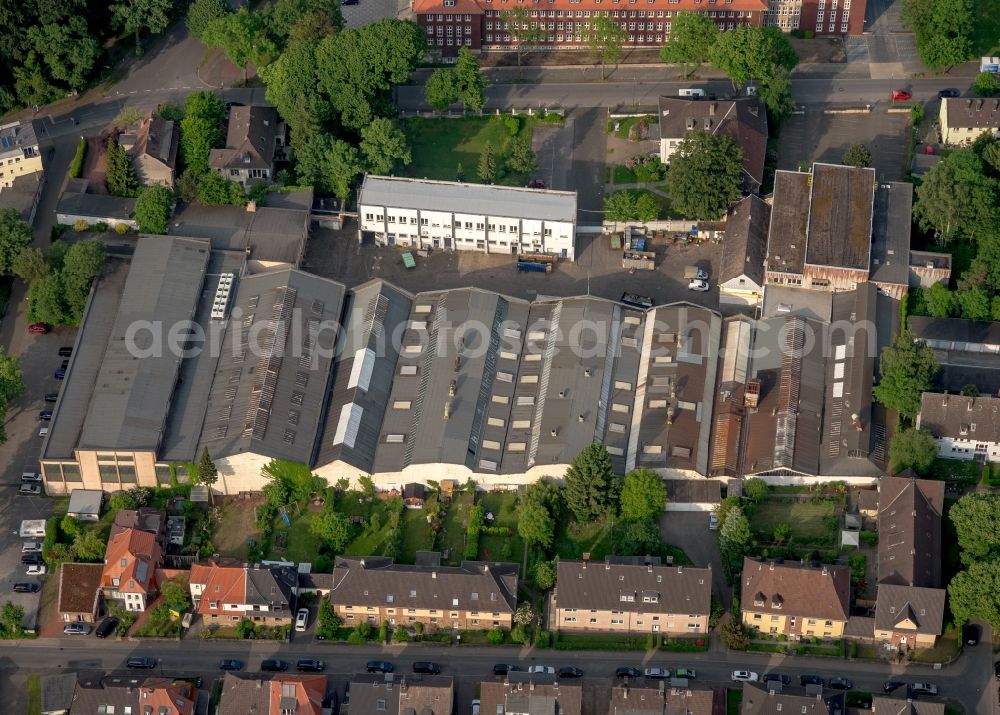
643 668 671 680
709 513 718 530
21 553 42 566
764 674 791 686
910 683 939 696
938 88 960 98
829 678 853 690
297 659 325 673
674 669 697 680
26 564 46 575
54 368 65 379
494 664 519 676
60 360 69 370
58 347 73 357
527 179 546 189
472 700 480 715
342 0 359 6
21 472 41 482
413 662 441 675
616 667 642 679
44 393 59 402
528 666 555 674
27 323 49 334
37 426 49 438
799 675 825 687
558 667 584 678
964 623 981 645
731 671 758 683
994 662 1000 681
891 89 912 101
127 657 156 669
12 583 39 593
261 659 289 672
344 682 350 705
295 608 309 632
219 660 243 671
21 542 42 553
883 681 905 693
19 484 41 496
63 623 91 635
367 661 394 674
95 617 119 639
39 411 52 421
687 278 710 292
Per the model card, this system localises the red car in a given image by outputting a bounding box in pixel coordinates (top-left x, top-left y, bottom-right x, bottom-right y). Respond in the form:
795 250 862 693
27 323 49 334
891 89 911 101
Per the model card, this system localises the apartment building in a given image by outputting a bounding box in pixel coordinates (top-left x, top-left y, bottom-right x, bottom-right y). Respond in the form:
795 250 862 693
68 677 198 715
917 392 1000 462
740 557 851 640
328 556 518 631
217 674 326 715
358 175 578 260
349 673 454 715
0 120 43 192
553 557 712 635
480 672 581 715
189 560 298 626
940 97 1000 146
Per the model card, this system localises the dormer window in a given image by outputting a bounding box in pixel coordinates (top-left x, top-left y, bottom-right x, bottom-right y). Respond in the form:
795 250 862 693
753 592 766 607
771 594 783 609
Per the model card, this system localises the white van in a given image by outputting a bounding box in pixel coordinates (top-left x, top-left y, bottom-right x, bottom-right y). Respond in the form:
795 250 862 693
678 88 706 98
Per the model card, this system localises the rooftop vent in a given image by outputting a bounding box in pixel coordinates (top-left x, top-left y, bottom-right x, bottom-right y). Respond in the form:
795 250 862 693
211 273 235 321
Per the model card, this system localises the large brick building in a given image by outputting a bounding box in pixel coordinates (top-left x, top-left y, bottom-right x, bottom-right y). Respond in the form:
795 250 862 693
414 0 866 58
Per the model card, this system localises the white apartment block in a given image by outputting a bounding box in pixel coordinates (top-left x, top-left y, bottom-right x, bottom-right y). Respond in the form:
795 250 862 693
917 392 1000 462
358 175 578 261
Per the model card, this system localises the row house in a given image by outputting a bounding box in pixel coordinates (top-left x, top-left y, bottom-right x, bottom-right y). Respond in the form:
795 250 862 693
917 392 1000 463
189 560 298 626
740 557 851 640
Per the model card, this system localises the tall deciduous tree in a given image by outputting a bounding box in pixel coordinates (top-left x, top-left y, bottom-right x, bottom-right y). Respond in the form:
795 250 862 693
950 494 1000 566
179 92 226 174
611 519 662 556
27 17 99 91
887 428 938 475
61 240 105 322
267 0 342 44
901 0 972 70
948 560 1000 628
873 333 938 418
913 149 999 242
506 136 537 175
295 134 363 198
564 444 617 521
502 7 547 77
843 143 872 168
424 68 459 111
719 504 752 564
260 38 330 145
111 0 173 55
203 8 278 82
756 68 795 125
360 117 411 175
310 510 353 551
667 130 743 219
974 71 1000 97
709 25 798 91
742 477 768 501
634 192 658 222
134 185 173 235
12 247 48 283
455 47 487 112
619 468 667 521
28 272 67 327
0 208 33 275
517 499 554 548
186 0 232 41
587 15 627 80
658 11 718 78
604 190 635 224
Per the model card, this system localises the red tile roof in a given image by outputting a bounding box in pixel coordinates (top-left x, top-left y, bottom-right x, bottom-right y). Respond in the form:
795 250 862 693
101 527 162 596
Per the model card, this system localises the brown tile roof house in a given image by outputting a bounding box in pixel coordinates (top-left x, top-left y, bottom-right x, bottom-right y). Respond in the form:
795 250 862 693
480 672 582 715
329 556 518 630
608 684 714 715
720 195 770 289
657 96 768 193
876 476 944 588
349 673 454 715
873 584 946 639
122 112 178 188
217 673 326 715
740 684 842 715
101 526 163 611
209 105 282 184
918 392 1000 455
69 676 197 715
57 563 103 623
871 697 945 714
189 559 297 624
741 558 850 622
554 557 712 634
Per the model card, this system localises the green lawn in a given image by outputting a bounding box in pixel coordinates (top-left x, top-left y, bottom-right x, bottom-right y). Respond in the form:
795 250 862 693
342 497 396 557
478 491 524 562
267 509 323 564
440 492 474 564
403 116 536 187
608 115 657 140
611 165 638 184
726 690 742 715
748 497 842 545
928 458 981 485
972 1 1000 55
554 519 615 560
400 508 435 563
27 674 41 715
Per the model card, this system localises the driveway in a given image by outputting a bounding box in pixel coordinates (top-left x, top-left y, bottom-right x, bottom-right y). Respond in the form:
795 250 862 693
658 511 727 609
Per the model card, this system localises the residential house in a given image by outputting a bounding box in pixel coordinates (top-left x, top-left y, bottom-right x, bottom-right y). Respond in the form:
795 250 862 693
358 174 578 260
120 112 178 188
328 556 518 631
101 527 164 612
189 560 297 625
657 97 768 195
57 563 103 623
40 673 77 715
873 476 946 651
69 676 197 715
917 392 1000 462
0 172 43 224
111 507 167 549
217 673 326 715
608 684 714 715
480 672 581 715
553 556 712 635
719 195 770 307
740 684 844 715
909 316 1000 395
209 105 284 186
348 673 454 715
740 558 850 640
939 97 1000 145
0 120 44 192
870 697 945 714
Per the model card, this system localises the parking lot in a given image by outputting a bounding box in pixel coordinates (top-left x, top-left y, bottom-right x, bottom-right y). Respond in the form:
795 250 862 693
303 224 723 310
658 512 727 609
775 109 911 181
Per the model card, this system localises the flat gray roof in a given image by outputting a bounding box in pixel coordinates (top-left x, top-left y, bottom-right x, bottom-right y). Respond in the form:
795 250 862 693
57 192 137 221
804 163 875 271
359 175 577 223
869 182 912 287
78 236 211 451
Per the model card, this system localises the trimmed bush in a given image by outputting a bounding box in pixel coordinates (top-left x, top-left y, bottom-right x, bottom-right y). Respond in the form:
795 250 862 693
69 139 87 179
